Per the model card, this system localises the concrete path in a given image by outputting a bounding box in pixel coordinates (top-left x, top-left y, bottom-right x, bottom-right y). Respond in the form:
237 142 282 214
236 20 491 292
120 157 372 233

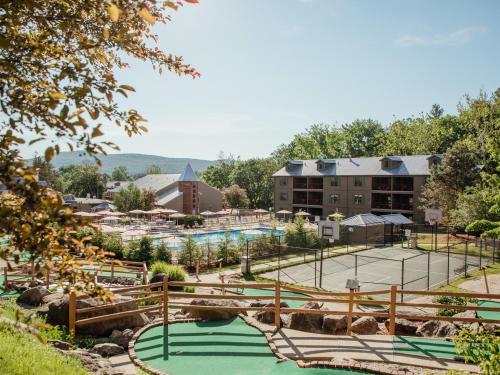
272 328 478 373
108 353 138 375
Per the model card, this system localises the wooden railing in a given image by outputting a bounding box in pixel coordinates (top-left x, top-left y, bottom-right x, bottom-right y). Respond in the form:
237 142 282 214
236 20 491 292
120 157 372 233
2 259 148 292
68 281 500 335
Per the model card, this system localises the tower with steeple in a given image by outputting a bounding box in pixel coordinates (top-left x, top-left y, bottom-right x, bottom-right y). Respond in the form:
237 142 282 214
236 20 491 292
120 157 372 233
178 163 199 214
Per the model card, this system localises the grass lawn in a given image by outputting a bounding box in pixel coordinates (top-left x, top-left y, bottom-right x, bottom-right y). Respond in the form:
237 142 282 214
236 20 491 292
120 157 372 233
435 263 500 293
0 323 87 375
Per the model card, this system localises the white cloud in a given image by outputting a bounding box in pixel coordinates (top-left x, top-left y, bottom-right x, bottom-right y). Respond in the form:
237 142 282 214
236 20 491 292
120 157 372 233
395 26 486 47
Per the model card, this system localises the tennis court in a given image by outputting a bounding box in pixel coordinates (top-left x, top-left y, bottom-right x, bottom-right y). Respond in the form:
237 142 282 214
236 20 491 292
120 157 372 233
259 245 480 293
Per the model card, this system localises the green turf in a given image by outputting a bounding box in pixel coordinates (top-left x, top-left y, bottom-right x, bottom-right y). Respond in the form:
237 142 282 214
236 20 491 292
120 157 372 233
228 288 309 308
393 336 459 359
0 275 21 298
477 300 500 320
134 317 366 375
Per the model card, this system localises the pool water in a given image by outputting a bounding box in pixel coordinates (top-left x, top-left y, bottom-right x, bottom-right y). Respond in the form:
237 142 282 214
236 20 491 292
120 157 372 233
134 317 366 375
158 227 284 248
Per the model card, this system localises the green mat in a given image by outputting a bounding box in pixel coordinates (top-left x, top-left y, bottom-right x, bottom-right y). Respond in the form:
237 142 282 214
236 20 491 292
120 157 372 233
0 275 21 298
393 336 459 359
477 300 500 320
228 288 308 308
134 317 367 375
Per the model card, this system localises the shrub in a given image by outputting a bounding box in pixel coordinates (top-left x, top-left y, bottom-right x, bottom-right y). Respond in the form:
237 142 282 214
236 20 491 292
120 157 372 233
184 286 195 293
454 326 500 374
103 235 125 259
154 242 172 263
433 295 478 316
127 236 154 264
125 240 140 259
465 219 499 236
150 262 187 289
150 261 170 276
177 234 202 269
216 232 240 265
284 217 320 248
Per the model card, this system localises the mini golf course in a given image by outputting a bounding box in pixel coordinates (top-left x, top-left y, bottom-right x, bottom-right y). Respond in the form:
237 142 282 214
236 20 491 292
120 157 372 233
477 300 500 320
133 317 367 375
393 336 459 359
229 288 309 308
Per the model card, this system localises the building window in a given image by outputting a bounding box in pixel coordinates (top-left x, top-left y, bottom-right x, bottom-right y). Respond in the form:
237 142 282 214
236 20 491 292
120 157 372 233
280 192 288 201
353 176 364 187
353 194 363 205
279 177 287 186
382 159 389 169
317 162 325 171
331 177 341 187
330 194 340 204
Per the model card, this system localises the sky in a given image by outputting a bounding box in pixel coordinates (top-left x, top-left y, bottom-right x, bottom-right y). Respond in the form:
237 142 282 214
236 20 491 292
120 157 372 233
24 0 500 161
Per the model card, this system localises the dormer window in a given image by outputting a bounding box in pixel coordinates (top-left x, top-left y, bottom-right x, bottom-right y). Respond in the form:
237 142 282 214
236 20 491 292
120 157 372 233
382 159 389 169
317 162 325 170
427 155 442 169
316 159 335 171
380 156 402 170
285 160 303 171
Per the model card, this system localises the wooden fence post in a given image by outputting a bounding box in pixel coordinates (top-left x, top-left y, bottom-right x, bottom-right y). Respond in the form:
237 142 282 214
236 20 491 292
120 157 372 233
143 263 148 285
163 278 169 324
274 281 281 329
69 291 76 335
3 267 9 291
347 288 354 335
389 285 397 335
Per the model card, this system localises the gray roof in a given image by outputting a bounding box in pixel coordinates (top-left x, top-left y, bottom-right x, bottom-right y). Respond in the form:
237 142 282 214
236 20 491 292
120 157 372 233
157 185 183 206
341 214 386 226
380 214 413 225
273 154 441 177
133 174 180 192
179 163 198 182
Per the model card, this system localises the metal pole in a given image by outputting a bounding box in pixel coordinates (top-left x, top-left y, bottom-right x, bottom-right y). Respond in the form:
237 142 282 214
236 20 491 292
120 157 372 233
319 247 324 289
314 250 317 288
400 259 405 303
427 251 430 290
355 255 358 280
435 223 438 251
464 241 468 277
277 243 281 283
447 245 450 285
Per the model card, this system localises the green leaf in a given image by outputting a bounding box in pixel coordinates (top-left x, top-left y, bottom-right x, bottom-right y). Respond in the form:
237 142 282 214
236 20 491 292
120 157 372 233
119 84 136 92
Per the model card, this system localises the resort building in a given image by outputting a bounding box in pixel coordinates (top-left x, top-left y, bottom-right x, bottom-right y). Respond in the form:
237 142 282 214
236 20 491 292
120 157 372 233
105 163 223 214
273 154 442 223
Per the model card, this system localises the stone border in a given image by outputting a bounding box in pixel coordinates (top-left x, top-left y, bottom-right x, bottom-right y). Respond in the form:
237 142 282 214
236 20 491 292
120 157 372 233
129 316 450 375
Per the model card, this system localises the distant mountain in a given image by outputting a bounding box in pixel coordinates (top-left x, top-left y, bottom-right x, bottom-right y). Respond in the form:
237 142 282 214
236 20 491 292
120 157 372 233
37 151 215 176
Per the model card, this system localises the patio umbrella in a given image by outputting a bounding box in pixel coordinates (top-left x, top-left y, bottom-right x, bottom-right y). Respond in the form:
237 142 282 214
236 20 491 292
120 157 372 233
170 212 186 225
74 211 100 218
200 210 215 216
276 209 292 220
216 209 231 215
242 229 265 235
254 208 268 214
328 211 345 222
128 209 145 215
162 208 178 214
100 225 125 233
100 215 119 222
295 211 311 217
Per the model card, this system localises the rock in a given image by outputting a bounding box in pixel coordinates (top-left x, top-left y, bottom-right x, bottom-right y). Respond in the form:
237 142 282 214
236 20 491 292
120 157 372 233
90 343 125 357
254 302 289 325
109 329 134 348
453 310 477 328
46 295 149 337
416 320 459 338
183 299 247 320
66 348 119 374
48 339 75 351
249 301 267 308
288 302 324 333
384 319 417 335
17 286 51 306
42 292 64 305
97 276 140 286
322 315 347 334
482 323 499 334
350 317 379 335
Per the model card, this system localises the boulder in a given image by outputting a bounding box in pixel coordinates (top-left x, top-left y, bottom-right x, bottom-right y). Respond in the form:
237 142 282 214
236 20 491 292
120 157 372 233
17 286 51 306
350 317 378 335
109 329 134 349
97 276 140 286
46 295 149 337
384 319 417 335
416 320 459 338
90 343 125 357
254 302 289 325
453 310 476 328
288 302 324 333
65 348 121 374
48 339 75 351
183 299 247 320
42 292 64 305
322 315 347 334
249 301 267 308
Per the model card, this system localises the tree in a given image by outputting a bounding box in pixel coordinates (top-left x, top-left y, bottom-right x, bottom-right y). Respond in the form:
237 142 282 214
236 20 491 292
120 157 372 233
420 142 480 220
231 158 277 209
146 165 162 175
200 154 239 190
222 184 250 208
341 119 385 157
216 232 240 265
111 166 130 181
454 327 500 375
0 1 199 295
31 154 60 190
142 189 157 210
113 183 144 212
177 234 201 269
448 186 498 230
428 104 444 119
59 164 106 198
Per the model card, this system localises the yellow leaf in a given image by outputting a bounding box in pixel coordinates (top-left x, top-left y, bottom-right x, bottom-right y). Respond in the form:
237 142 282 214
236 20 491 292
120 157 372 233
108 3 120 22
49 92 67 100
103 28 110 40
91 127 104 138
139 126 148 133
139 7 156 25
45 147 54 161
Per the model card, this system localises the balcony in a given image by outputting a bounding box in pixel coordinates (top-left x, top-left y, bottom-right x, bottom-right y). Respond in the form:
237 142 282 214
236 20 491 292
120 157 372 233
307 183 323 190
392 193 413 211
372 192 391 210
393 177 413 191
392 203 413 211
372 177 391 191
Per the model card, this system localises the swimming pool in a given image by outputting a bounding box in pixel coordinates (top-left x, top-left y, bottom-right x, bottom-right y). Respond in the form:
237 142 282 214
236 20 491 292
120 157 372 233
157 227 284 248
